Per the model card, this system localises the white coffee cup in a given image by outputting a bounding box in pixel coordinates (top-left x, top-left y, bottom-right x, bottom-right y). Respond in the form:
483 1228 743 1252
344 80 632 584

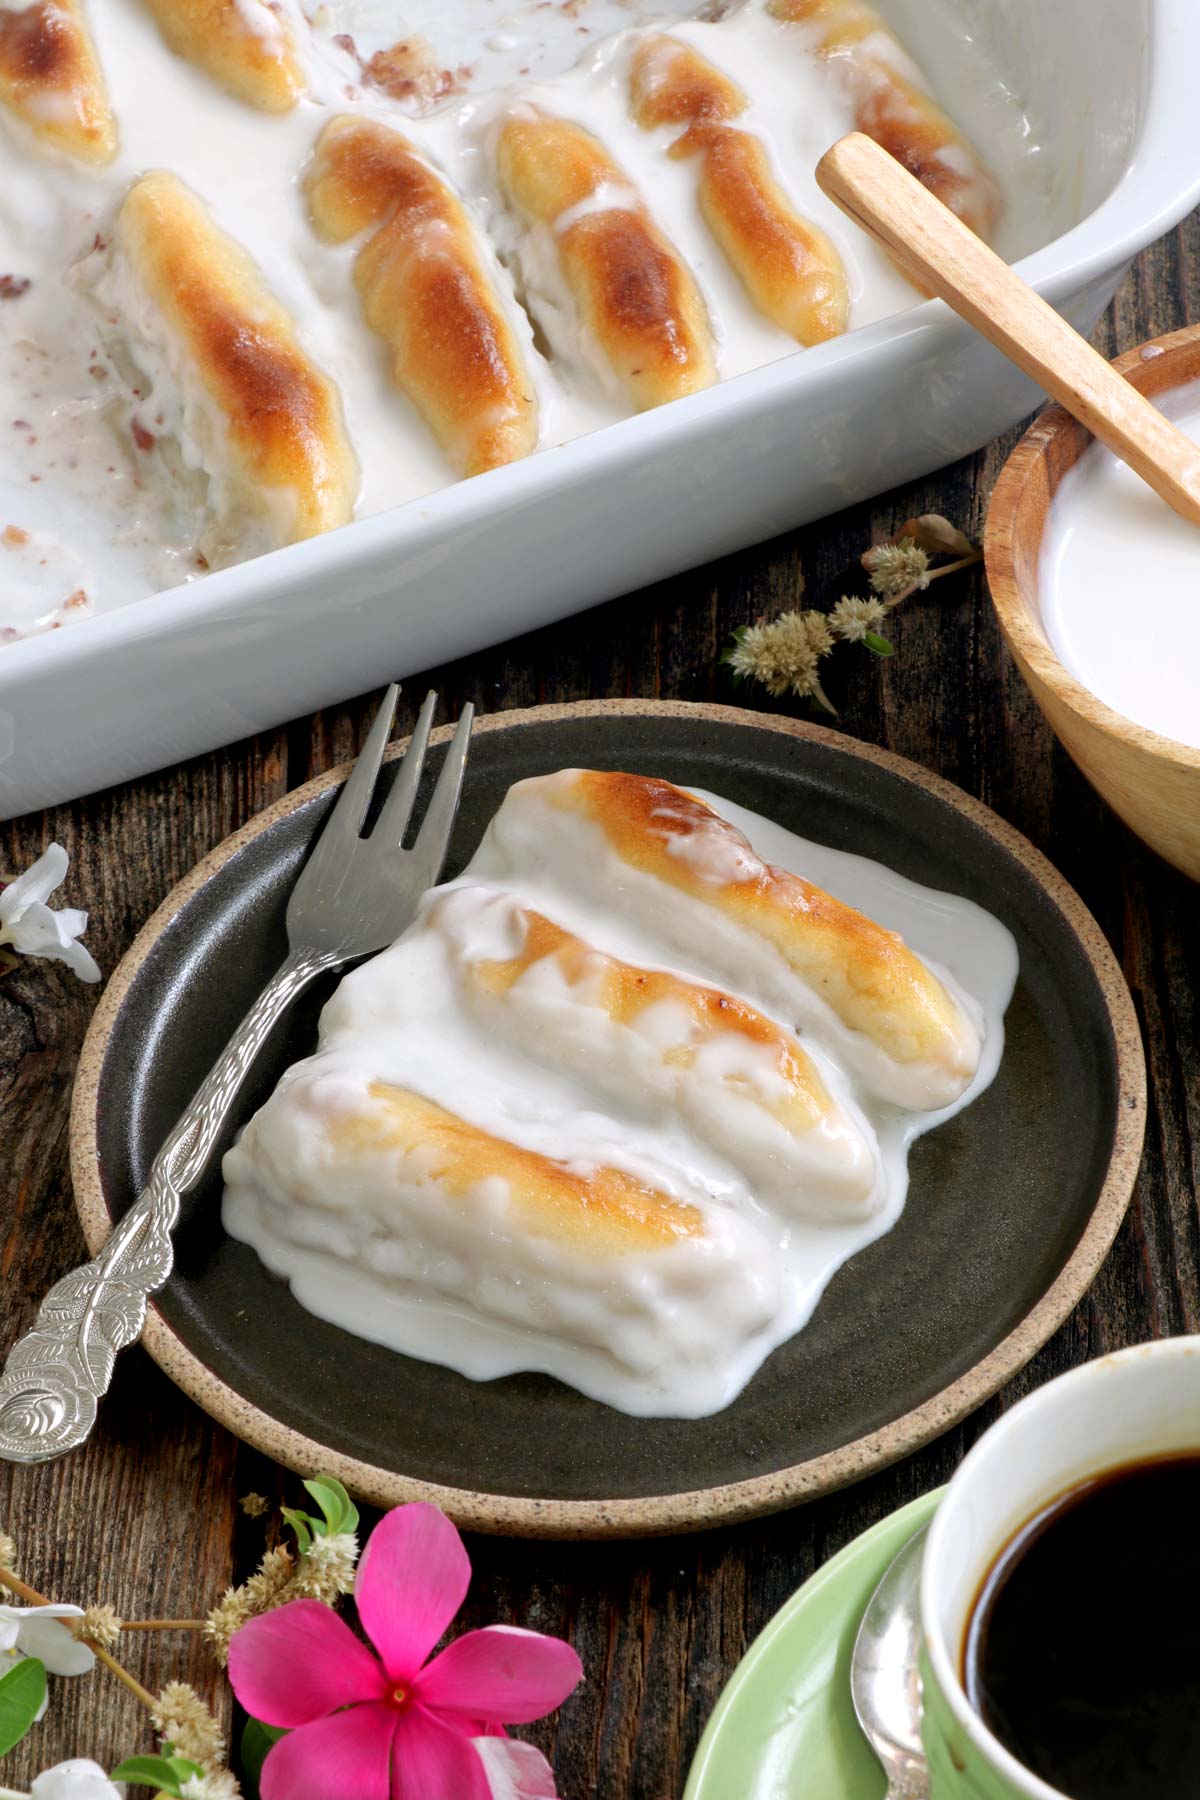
919 1338 1200 1798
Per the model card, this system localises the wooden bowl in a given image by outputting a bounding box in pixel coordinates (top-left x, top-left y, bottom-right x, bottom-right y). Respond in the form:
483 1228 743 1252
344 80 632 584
985 324 1200 882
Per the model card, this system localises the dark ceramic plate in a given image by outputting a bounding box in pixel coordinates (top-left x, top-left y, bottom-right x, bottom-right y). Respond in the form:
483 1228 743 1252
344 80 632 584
72 702 1145 1537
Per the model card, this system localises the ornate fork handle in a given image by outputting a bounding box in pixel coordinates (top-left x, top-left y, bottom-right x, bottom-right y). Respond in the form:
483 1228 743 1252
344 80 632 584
887 1777 929 1800
0 944 340 1465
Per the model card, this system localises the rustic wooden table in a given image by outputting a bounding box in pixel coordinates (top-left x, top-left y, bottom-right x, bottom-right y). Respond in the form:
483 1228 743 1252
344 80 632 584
2 215 1197 1800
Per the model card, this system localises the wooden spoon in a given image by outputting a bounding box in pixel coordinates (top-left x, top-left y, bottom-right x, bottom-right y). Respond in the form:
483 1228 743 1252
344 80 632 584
816 131 1200 529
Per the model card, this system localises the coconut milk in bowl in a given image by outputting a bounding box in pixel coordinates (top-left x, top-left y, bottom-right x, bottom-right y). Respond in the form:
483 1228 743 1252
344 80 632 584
985 324 1200 883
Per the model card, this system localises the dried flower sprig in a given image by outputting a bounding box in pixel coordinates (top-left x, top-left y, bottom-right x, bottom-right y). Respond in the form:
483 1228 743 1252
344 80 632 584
863 539 930 601
724 611 841 713
862 513 982 605
151 1682 228 1773
829 595 891 649
205 1479 360 1668
288 1532 358 1605
724 598 893 712
76 1609 122 1652
725 515 978 707
0 1478 357 1796
239 1546 294 1621
0 1486 583 1800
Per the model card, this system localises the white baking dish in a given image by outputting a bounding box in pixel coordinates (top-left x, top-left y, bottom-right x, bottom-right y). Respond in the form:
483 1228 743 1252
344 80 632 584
1 0 1192 817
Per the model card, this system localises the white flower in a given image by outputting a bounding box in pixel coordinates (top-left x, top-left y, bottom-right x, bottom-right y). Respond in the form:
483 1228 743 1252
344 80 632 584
0 846 100 982
29 1761 123 1800
179 1776 239 1799
293 1531 358 1601
0 1604 95 1718
864 538 931 599
829 594 888 643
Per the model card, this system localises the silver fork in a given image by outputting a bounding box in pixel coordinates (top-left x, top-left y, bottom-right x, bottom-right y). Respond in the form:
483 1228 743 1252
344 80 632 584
0 685 473 1465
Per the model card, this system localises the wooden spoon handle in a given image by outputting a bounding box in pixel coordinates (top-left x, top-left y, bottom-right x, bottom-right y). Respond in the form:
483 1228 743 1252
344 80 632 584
816 131 1200 528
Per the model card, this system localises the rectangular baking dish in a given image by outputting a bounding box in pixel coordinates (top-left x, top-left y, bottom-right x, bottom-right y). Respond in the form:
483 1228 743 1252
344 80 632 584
2 0 1194 818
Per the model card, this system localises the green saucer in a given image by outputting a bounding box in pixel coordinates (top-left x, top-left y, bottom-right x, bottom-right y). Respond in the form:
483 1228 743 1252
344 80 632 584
685 1489 944 1800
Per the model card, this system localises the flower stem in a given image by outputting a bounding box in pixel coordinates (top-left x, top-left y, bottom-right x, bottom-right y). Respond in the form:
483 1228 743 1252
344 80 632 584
0 1566 158 1712
0 1783 32 1798
0 1567 51 1605
927 550 983 582
122 1619 205 1632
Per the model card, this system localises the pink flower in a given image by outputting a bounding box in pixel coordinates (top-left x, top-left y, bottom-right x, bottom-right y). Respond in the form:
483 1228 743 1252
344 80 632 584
228 1503 582 1800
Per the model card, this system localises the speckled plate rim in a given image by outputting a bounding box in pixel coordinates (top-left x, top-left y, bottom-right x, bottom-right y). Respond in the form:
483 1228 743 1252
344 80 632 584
683 1485 945 1799
70 700 1146 1539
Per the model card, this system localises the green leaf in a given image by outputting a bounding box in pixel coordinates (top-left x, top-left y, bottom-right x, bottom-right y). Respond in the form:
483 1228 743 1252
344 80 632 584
863 631 894 657
109 1753 204 1793
0 1657 46 1756
167 1757 207 1783
240 1718 289 1795
720 629 749 667
280 1506 313 1553
303 1476 358 1536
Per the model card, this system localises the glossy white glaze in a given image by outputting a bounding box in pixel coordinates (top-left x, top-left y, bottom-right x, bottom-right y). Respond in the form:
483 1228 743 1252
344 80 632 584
1041 377 1200 748
423 885 884 1219
465 773 984 1109
222 783 1017 1416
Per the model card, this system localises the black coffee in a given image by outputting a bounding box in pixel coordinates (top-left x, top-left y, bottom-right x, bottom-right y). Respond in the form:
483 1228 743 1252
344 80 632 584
963 1454 1200 1799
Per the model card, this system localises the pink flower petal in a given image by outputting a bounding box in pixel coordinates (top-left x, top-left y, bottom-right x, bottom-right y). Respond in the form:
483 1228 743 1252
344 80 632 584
229 1600 387 1727
260 1703 398 1800
392 1706 492 1800
418 1627 582 1724
473 1738 560 1799
356 1505 471 1682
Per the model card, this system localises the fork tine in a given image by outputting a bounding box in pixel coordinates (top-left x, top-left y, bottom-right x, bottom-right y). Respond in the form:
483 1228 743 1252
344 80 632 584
320 683 399 848
412 702 475 880
373 689 437 845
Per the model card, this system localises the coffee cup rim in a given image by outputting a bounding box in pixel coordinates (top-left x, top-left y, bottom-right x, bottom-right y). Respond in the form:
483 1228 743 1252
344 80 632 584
922 1337 1200 1798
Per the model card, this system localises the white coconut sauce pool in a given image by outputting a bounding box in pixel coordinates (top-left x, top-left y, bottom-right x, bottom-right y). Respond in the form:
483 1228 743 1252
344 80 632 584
1040 377 1200 749
222 786 1018 1418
